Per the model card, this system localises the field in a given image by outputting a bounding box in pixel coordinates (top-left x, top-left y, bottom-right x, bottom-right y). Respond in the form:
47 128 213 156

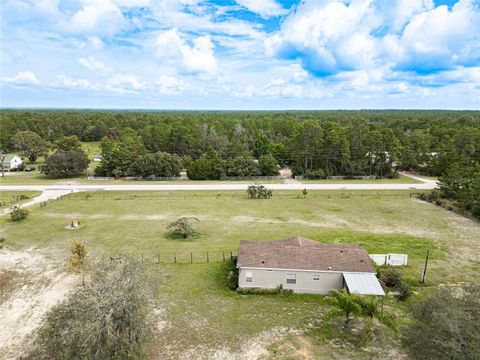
0 191 42 207
1 189 479 358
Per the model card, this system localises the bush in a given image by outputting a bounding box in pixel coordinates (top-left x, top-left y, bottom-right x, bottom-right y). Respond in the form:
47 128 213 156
247 184 272 199
187 148 225 180
32 258 155 359
10 206 29 221
380 268 402 288
226 260 238 290
395 283 412 301
403 285 480 360
237 286 293 295
167 217 199 239
304 168 326 179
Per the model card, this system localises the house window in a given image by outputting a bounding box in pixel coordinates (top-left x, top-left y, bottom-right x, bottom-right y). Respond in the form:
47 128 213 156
313 274 320 281
286 273 296 284
245 271 253 282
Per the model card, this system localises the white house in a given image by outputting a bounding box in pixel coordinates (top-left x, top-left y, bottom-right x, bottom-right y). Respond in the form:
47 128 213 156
237 236 384 296
1 154 23 171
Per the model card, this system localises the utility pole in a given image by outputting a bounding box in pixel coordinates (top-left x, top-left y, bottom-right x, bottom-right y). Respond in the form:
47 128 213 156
421 249 430 284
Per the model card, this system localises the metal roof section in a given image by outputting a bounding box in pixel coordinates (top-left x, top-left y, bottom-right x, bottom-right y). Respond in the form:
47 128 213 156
343 272 385 296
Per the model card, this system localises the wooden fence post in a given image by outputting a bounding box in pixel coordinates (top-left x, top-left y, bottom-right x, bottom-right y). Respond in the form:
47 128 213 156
191 252 193 264
230 251 233 261
222 251 225 262
157 252 160 264
174 252 176 264
207 252 209 263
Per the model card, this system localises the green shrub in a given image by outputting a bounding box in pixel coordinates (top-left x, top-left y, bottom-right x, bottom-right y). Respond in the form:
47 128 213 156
10 206 29 221
396 283 412 301
403 285 480 360
237 286 293 295
247 184 272 199
380 268 402 288
226 260 238 290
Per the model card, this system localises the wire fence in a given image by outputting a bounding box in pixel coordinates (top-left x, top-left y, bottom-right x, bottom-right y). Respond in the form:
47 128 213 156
106 250 238 265
47 191 426 203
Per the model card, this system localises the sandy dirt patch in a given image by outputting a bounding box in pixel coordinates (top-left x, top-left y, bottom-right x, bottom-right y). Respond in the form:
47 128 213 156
158 327 299 360
0 248 78 359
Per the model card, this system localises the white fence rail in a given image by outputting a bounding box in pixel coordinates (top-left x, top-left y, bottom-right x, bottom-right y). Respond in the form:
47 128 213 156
369 254 408 266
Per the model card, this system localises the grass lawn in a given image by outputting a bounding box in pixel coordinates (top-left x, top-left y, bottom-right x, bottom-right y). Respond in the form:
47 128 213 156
0 191 42 207
2 189 479 358
299 174 421 184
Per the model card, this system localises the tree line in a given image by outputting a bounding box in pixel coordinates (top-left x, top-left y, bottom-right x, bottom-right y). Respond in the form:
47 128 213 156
2 110 478 180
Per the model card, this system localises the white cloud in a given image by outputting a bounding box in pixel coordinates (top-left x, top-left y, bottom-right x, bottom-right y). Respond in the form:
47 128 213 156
78 56 107 72
392 0 480 72
268 0 480 78
155 28 218 75
56 74 93 89
105 74 146 93
267 0 381 76
236 0 288 18
68 0 124 35
157 75 185 94
1 70 40 85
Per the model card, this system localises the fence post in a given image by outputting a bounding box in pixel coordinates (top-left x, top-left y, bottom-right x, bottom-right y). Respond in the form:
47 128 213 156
223 251 225 262
207 252 209 263
230 251 233 261
191 252 193 264
174 252 176 264
157 252 160 264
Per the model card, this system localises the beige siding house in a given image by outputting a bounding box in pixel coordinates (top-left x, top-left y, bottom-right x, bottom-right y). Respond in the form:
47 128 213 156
237 236 384 296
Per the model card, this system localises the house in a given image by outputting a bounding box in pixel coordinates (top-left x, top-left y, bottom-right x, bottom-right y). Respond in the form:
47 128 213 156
93 154 103 162
1 154 23 171
237 236 384 296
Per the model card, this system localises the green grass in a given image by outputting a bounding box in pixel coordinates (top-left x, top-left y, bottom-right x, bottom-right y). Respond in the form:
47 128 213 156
0 191 42 207
299 174 421 184
3 189 479 358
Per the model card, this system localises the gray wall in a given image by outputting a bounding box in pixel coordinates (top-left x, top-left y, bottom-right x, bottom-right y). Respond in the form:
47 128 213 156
238 267 345 294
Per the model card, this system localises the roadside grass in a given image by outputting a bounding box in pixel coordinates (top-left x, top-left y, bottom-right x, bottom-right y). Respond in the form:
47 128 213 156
299 174 420 184
0 191 42 207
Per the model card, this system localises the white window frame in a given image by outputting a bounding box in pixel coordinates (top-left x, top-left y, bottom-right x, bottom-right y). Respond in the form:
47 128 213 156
245 271 253 282
286 273 296 284
313 274 320 281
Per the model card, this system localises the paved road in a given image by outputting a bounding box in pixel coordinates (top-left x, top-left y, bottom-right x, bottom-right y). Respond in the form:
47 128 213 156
0 176 437 192
0 174 437 216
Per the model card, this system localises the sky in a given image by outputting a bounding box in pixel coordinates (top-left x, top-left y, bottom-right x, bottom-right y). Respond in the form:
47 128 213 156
0 0 479 110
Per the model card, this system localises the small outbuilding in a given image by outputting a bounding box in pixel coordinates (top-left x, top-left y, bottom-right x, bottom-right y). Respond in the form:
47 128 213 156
237 236 384 296
1 154 23 171
92 154 103 162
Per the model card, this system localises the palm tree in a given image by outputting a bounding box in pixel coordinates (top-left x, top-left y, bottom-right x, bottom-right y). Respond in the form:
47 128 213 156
324 289 362 329
357 295 396 329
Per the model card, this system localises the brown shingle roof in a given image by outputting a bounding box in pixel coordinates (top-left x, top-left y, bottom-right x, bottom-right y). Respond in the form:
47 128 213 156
237 236 375 273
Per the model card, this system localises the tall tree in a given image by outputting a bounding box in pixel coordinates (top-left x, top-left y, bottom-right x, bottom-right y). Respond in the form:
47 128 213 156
11 130 49 162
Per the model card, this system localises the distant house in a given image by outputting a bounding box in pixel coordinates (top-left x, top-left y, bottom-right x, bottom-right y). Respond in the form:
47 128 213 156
93 154 103 162
1 154 23 171
237 236 384 296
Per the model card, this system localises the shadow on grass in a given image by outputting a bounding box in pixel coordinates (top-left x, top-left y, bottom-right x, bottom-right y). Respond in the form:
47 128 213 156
164 232 201 242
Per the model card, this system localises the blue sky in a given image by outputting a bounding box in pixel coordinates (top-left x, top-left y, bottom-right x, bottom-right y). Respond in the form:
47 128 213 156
1 0 479 109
